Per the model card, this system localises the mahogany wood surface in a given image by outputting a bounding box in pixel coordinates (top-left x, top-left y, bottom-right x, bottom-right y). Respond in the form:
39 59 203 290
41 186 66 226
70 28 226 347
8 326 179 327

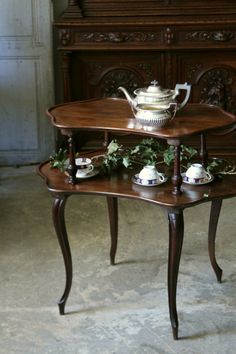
47 99 236 140
39 160 236 209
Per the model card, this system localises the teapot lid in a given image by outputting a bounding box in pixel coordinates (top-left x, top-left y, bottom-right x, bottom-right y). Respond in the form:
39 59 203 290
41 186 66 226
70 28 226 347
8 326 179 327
134 80 174 98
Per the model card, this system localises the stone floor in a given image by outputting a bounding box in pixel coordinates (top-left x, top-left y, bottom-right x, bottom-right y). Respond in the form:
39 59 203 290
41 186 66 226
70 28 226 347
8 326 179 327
0 165 236 354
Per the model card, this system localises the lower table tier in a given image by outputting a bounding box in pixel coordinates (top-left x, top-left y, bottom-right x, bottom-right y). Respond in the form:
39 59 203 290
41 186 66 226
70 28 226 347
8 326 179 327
38 160 236 339
39 160 236 209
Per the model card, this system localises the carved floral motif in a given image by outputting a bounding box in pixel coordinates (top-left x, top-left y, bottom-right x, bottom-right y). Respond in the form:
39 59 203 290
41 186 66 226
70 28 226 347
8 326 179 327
185 31 235 42
87 63 154 91
100 70 142 97
200 68 236 113
78 32 160 43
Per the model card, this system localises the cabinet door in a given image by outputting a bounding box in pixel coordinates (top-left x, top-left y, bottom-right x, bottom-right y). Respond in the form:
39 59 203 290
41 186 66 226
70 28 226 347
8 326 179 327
175 51 236 156
176 51 236 112
71 51 164 100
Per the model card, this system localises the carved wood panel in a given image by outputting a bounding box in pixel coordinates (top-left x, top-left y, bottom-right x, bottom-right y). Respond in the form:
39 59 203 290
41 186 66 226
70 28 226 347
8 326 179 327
177 51 236 113
176 51 236 155
70 52 164 100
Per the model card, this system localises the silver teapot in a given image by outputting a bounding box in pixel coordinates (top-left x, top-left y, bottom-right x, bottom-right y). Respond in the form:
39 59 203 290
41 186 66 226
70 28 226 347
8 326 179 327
118 80 191 127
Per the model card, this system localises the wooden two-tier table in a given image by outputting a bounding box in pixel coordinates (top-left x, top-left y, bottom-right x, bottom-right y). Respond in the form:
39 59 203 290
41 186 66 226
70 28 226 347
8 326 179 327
38 98 236 339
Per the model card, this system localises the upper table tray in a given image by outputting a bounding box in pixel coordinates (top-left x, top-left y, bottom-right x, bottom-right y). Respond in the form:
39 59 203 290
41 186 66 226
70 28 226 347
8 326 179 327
47 98 236 140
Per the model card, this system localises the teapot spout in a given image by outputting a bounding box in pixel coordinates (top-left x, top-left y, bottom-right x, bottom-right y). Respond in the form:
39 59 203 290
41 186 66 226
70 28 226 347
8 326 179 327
118 86 136 107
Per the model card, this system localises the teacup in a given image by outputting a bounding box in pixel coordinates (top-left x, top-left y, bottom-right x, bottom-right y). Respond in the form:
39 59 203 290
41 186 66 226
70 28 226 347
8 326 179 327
76 157 94 177
139 165 165 182
185 163 211 183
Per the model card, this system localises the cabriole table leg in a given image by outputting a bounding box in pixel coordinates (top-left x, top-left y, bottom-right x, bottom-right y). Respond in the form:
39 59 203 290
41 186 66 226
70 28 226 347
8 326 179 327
167 208 184 340
107 196 118 265
52 194 72 314
208 198 223 283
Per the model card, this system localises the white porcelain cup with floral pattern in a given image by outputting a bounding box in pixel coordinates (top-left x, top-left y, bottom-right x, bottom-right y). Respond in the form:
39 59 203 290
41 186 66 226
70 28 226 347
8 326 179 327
139 165 165 182
76 157 94 177
185 163 211 183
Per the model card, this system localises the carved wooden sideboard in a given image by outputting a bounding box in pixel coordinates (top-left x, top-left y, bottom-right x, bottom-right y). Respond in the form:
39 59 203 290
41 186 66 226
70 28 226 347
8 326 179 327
54 0 236 156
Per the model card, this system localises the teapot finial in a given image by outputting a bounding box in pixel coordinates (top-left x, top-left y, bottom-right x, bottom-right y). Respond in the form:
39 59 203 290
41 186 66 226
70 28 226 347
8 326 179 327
147 81 163 93
150 80 159 87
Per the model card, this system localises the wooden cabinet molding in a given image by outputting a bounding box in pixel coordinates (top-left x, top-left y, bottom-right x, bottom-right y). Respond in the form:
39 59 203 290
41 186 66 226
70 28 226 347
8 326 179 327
56 26 236 51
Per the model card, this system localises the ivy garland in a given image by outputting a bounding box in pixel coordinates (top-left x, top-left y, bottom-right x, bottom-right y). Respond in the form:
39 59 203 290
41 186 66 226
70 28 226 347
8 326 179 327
102 138 198 173
49 138 236 176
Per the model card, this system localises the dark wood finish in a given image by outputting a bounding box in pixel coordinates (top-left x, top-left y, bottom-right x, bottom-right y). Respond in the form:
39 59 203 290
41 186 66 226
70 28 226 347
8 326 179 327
168 209 184 340
39 159 236 210
106 196 118 265
52 195 72 315
200 133 208 168
54 0 236 155
208 199 223 283
39 98 236 339
47 99 235 138
67 134 77 184
169 140 182 195
47 98 236 193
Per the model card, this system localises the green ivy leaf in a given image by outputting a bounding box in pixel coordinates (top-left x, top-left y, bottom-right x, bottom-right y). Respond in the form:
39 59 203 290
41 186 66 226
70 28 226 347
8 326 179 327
107 140 120 154
122 156 131 168
163 146 175 166
130 145 140 155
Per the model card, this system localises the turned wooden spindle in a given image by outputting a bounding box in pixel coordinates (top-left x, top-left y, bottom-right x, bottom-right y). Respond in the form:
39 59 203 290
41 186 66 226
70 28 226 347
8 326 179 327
200 133 208 168
67 134 77 184
168 139 182 195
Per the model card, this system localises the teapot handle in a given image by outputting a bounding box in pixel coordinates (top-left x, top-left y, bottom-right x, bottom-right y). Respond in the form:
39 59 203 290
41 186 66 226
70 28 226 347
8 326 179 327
174 82 191 111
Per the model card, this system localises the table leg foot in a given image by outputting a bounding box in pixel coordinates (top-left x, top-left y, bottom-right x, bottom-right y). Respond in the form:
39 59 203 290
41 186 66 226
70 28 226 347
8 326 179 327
168 209 184 340
208 199 223 283
52 195 72 314
58 301 65 315
107 196 118 265
172 326 178 340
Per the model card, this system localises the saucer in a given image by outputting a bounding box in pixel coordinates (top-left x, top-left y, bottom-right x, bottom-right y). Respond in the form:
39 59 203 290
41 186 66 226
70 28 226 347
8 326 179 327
132 173 167 186
182 172 214 185
76 168 100 179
